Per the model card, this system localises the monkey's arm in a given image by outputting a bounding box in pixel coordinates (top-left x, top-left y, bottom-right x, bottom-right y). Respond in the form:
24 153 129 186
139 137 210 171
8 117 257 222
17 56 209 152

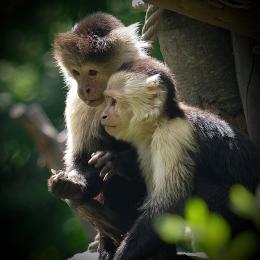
89 147 141 181
49 145 140 201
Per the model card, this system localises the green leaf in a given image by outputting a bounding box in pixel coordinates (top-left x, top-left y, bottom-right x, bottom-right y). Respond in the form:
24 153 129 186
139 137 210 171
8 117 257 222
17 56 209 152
153 214 186 243
224 232 258 260
185 197 209 224
229 184 255 219
204 213 231 257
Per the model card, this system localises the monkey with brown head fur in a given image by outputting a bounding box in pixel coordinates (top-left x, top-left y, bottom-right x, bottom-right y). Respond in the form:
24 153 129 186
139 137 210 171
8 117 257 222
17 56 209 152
48 13 148 259
101 57 260 259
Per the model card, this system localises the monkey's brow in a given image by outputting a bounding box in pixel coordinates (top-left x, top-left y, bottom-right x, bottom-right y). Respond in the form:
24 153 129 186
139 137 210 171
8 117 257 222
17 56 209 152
104 95 113 104
104 89 119 97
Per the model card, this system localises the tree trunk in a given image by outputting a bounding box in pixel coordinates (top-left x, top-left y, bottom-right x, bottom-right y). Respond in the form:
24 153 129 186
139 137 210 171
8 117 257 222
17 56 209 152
157 10 247 133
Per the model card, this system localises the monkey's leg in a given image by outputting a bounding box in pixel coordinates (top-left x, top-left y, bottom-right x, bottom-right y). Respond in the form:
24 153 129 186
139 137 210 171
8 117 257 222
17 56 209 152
68 199 124 243
113 214 178 260
99 234 117 260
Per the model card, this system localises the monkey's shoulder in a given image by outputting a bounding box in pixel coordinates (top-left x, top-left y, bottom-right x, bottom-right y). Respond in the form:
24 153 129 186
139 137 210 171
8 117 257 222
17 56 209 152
183 105 246 144
182 105 260 183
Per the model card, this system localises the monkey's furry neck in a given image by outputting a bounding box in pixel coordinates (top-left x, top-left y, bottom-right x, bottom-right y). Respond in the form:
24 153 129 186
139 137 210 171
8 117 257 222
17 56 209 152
133 117 197 215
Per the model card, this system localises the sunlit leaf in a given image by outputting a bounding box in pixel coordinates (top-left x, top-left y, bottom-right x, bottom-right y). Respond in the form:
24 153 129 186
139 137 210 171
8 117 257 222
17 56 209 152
184 198 209 240
154 214 186 243
185 197 209 224
203 213 231 258
229 185 255 218
254 185 260 228
224 232 258 260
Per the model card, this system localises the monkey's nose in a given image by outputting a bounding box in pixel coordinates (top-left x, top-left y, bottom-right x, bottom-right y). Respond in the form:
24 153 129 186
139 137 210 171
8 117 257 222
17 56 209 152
77 87 91 100
101 114 107 120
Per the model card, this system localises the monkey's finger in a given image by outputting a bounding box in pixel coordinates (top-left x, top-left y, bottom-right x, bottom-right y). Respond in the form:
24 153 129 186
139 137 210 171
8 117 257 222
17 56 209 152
88 151 105 165
103 171 116 182
51 170 64 180
50 169 57 175
99 164 114 179
91 151 103 157
94 153 113 168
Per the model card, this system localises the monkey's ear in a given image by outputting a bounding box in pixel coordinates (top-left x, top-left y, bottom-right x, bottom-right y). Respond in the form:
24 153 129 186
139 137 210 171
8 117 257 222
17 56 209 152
113 22 150 53
126 23 141 37
145 74 161 92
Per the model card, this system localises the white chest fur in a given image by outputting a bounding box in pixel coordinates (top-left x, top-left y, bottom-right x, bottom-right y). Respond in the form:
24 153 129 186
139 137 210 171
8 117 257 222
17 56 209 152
137 118 197 213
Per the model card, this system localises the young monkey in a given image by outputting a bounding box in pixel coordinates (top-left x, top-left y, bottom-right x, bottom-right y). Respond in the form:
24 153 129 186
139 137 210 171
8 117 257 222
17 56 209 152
101 57 260 259
48 13 149 259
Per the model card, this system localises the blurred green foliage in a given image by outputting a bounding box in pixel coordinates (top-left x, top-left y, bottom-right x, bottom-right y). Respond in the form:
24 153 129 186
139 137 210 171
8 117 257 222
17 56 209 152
229 184 260 227
0 1 155 259
154 186 260 260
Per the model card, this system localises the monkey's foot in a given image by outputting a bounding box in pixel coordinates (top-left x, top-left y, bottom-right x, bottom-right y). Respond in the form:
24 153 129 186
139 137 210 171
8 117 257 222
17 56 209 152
48 170 88 202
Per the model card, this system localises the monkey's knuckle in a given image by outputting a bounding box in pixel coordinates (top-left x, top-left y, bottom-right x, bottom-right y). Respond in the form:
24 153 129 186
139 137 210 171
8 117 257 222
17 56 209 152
105 151 113 158
99 251 112 260
106 161 113 169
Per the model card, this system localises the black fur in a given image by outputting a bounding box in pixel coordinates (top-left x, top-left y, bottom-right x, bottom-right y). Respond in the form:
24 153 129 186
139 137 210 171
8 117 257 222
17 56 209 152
112 59 260 260
113 108 260 260
187 108 260 234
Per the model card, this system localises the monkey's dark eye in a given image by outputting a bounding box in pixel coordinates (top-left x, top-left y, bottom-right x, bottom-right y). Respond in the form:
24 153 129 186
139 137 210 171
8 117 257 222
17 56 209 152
72 69 80 77
111 98 117 106
88 69 98 76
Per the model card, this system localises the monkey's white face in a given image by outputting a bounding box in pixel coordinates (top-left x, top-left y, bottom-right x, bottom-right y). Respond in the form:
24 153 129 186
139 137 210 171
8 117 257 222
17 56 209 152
68 62 115 107
101 71 166 143
101 91 133 140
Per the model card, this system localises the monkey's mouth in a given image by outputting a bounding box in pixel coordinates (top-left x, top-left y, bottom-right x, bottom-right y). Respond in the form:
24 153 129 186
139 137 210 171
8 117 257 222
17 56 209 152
103 125 116 128
103 125 117 133
84 98 104 107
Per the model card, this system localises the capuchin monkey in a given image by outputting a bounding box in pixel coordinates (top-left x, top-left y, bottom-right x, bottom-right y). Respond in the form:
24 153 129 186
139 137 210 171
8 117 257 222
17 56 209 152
48 13 148 259
101 57 260 260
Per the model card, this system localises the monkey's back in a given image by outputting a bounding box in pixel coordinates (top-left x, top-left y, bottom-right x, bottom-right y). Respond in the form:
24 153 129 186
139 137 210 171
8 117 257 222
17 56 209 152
184 106 260 234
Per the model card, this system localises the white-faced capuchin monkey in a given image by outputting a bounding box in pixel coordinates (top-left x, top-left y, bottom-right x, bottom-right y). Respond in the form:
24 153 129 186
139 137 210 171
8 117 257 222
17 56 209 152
101 57 260 260
48 13 149 259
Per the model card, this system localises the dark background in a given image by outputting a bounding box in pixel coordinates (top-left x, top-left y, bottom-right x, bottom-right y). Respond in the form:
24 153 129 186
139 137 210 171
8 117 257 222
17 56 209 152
0 1 150 259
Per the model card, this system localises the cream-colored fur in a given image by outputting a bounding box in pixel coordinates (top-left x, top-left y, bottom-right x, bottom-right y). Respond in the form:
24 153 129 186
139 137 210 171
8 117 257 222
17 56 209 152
64 84 105 166
111 23 150 62
108 72 166 131
139 118 197 215
106 72 198 215
61 24 149 168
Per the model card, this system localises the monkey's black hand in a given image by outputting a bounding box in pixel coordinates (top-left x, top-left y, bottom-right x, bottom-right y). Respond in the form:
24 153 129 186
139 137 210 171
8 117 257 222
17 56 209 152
88 151 118 181
99 235 117 260
48 170 88 201
48 169 102 202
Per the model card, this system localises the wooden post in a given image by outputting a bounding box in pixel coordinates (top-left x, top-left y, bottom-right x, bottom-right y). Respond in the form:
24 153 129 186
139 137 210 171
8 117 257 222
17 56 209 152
144 0 260 40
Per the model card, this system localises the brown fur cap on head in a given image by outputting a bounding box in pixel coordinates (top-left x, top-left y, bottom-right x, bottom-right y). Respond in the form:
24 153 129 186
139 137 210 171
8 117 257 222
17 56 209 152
53 12 124 65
